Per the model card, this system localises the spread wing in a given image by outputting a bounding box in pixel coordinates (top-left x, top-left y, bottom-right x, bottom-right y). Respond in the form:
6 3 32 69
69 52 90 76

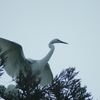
0 37 27 77
38 63 53 86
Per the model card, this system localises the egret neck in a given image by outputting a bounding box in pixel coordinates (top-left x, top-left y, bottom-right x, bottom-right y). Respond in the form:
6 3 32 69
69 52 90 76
40 41 55 69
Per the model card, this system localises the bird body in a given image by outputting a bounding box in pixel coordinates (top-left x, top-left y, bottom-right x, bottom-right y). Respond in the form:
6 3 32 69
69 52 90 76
0 38 68 86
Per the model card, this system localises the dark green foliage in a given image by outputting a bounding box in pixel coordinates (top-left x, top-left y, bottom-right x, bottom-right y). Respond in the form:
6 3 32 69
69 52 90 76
0 68 3 77
0 47 6 77
15 69 46 100
0 48 92 100
0 67 92 100
42 68 92 100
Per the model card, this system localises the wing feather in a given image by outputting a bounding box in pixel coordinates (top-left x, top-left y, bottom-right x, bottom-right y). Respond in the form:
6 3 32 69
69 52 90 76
38 63 53 86
0 38 27 77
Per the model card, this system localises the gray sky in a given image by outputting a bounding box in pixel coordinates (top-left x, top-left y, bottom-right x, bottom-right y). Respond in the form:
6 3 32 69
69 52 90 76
0 1 100 99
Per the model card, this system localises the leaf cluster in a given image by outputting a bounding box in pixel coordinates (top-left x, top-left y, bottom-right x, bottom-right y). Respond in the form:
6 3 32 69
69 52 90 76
0 66 92 100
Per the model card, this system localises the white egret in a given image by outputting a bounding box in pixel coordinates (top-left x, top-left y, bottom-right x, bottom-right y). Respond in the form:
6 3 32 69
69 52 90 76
0 38 68 86
5 84 16 93
5 84 19 97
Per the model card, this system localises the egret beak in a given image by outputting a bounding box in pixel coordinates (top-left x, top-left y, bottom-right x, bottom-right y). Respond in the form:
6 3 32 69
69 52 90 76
60 40 68 44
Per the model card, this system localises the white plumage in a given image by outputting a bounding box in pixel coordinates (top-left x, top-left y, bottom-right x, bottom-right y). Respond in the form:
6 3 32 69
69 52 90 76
0 38 68 86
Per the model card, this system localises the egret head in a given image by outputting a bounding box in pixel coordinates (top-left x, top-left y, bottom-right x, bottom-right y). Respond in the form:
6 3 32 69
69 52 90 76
50 38 68 44
49 38 68 48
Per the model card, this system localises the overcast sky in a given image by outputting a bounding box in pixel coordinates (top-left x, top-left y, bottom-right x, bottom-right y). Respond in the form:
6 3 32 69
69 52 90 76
0 1 100 99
